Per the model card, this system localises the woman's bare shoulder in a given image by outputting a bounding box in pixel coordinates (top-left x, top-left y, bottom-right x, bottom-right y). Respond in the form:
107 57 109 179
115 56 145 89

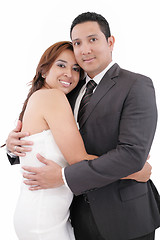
30 88 65 98
28 89 67 105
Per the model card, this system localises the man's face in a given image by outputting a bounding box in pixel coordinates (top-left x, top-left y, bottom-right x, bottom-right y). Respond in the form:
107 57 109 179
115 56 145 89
71 21 115 79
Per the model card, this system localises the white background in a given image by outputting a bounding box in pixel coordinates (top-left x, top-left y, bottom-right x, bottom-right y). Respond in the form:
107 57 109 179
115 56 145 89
0 0 160 239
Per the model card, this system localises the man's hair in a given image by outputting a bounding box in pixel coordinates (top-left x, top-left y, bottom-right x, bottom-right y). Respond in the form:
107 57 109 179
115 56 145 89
70 12 111 41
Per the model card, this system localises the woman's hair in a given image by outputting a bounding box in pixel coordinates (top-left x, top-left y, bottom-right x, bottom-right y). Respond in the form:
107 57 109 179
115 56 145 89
19 41 84 121
70 12 111 41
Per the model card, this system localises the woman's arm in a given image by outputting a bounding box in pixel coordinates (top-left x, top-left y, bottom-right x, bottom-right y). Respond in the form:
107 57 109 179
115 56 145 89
41 89 97 164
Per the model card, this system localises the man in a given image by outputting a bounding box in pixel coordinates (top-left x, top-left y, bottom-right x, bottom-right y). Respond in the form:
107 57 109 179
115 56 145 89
7 12 160 240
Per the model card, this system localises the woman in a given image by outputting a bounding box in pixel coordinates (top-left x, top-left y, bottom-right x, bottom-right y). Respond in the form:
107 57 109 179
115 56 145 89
14 41 97 240
13 41 151 240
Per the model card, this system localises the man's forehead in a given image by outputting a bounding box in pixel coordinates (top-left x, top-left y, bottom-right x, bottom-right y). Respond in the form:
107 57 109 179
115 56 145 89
72 34 99 42
71 22 101 40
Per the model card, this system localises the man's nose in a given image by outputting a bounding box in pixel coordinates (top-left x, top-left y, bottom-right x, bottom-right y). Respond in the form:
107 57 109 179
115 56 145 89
81 43 91 55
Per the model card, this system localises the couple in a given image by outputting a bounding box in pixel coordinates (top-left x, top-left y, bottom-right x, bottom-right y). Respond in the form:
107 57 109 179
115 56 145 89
7 12 160 240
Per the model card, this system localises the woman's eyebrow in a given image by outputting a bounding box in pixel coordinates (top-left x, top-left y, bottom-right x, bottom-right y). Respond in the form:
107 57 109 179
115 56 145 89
56 59 67 63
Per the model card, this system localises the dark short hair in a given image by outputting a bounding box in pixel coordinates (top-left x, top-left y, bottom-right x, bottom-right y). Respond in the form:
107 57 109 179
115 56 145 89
70 12 111 41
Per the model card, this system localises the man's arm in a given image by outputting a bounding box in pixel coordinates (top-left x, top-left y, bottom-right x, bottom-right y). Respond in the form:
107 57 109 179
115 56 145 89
64 76 157 195
22 155 152 191
7 120 153 189
20 77 156 191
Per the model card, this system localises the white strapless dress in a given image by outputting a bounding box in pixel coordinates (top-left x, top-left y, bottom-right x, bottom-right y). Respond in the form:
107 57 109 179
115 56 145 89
14 130 75 240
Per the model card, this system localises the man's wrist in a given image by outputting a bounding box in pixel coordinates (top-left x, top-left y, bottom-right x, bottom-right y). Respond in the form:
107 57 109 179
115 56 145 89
61 167 70 189
6 148 17 158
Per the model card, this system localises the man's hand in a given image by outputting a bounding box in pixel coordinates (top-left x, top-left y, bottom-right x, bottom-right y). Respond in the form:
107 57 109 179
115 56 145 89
22 154 64 190
6 120 33 157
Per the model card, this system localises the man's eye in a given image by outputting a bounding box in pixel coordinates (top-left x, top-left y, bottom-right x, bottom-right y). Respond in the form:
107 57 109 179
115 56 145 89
90 38 97 42
73 42 80 46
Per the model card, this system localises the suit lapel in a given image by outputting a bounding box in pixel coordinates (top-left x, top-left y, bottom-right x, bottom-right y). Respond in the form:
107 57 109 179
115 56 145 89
79 63 120 128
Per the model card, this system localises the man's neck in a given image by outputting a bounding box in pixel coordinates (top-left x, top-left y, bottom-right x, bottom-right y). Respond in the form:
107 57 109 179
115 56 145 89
86 61 115 84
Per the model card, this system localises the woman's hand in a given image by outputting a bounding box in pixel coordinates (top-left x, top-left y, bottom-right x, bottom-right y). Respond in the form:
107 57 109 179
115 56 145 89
6 120 33 157
122 160 152 182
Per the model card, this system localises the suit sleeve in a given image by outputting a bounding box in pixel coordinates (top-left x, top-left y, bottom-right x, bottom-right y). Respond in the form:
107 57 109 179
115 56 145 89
7 154 20 165
64 76 158 195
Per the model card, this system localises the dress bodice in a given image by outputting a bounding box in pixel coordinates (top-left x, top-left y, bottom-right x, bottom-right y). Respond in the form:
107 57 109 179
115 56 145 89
14 129 75 240
20 129 68 169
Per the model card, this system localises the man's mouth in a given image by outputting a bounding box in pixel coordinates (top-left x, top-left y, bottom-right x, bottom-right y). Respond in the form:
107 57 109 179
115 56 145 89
83 57 95 63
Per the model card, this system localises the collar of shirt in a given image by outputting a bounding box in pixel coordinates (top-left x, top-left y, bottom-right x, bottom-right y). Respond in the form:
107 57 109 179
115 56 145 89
85 60 115 86
74 61 115 126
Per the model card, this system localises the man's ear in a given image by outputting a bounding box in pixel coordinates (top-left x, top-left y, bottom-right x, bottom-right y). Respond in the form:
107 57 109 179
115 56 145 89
108 36 115 49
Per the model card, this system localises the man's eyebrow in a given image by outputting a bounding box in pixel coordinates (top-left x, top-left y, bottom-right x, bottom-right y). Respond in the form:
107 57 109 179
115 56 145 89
72 38 80 42
87 34 98 38
72 34 98 42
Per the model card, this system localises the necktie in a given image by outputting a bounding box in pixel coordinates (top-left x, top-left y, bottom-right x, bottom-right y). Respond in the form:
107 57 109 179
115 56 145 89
77 80 97 128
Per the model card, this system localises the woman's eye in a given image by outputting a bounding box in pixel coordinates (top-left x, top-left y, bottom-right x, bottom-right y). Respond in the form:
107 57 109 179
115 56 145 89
73 67 80 72
58 64 65 68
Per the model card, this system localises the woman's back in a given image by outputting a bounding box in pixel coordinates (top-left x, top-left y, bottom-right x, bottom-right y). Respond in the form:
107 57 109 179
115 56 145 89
21 88 90 165
21 89 56 135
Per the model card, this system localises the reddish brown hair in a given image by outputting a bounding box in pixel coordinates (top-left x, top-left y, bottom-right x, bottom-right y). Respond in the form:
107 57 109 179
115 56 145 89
19 41 84 121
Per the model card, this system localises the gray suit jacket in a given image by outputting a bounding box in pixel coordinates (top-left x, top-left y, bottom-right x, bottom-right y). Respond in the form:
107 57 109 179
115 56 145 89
65 63 160 240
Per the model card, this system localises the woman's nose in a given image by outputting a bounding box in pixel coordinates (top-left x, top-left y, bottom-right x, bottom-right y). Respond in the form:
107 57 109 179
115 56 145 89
64 68 72 78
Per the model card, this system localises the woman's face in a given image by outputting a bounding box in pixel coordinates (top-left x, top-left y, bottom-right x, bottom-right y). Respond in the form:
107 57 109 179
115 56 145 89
44 49 80 94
